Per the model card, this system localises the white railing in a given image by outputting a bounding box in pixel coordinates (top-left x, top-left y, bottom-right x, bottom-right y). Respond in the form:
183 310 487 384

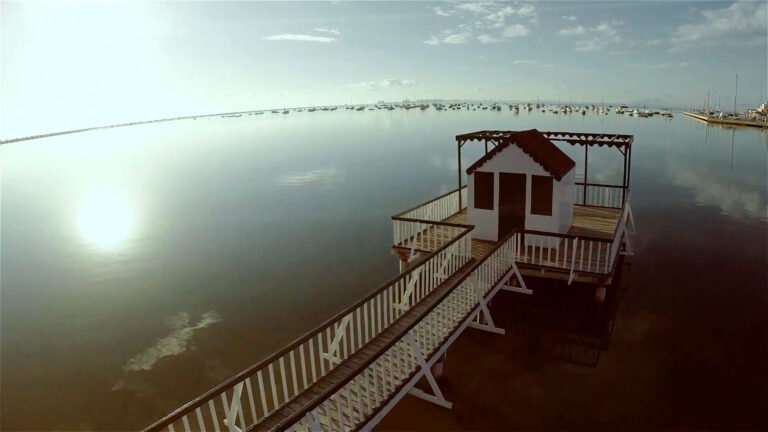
392 218 470 253
145 227 473 432
575 183 625 209
516 232 613 275
287 230 522 431
395 186 467 222
606 202 631 271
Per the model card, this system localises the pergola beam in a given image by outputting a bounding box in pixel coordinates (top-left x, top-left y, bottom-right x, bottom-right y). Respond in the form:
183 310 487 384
454 130 634 209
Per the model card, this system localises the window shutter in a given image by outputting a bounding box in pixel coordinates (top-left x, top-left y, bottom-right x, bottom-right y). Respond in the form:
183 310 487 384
531 175 553 215
474 172 494 210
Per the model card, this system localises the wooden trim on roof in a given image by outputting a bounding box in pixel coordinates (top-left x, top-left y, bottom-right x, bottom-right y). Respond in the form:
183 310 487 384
464 129 576 181
457 130 634 149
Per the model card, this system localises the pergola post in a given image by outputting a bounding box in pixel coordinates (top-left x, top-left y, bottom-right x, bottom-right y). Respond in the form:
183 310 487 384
627 143 632 194
457 140 462 211
621 148 627 206
583 145 588 205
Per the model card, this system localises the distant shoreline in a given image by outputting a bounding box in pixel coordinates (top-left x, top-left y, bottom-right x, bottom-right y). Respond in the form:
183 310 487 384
0 109 269 145
1 101 689 145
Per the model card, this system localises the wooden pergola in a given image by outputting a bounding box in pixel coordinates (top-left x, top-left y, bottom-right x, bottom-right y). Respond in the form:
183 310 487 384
454 130 634 210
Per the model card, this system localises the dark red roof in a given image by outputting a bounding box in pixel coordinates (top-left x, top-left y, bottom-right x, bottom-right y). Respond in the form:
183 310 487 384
464 129 575 181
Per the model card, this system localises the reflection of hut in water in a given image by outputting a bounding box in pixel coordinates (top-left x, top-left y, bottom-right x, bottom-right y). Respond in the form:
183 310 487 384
499 258 631 367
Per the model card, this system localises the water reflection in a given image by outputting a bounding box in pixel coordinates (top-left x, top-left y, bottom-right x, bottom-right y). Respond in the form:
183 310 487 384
503 263 630 368
661 126 767 221
2 109 766 431
78 192 134 247
122 311 222 372
276 168 343 188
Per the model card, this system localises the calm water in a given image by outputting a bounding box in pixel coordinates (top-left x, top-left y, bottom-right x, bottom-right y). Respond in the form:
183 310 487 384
1 109 766 430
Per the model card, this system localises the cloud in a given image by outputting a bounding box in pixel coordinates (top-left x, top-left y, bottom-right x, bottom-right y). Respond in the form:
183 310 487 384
433 6 451 16
573 39 602 51
262 34 337 43
558 25 586 36
425 1 536 44
502 24 530 38
560 20 623 51
516 4 535 17
478 34 502 43
670 1 767 49
593 21 622 39
513 59 536 64
562 15 578 21
313 27 340 35
444 33 469 44
123 311 222 372
350 78 420 91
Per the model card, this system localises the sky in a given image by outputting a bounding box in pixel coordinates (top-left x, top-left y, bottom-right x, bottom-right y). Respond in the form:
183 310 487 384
1 0 766 139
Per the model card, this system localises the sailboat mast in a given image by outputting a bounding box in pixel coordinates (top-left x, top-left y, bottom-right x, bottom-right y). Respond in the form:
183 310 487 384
733 73 738 114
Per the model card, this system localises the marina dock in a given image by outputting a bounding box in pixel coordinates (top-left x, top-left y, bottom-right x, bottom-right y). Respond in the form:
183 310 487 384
684 111 768 129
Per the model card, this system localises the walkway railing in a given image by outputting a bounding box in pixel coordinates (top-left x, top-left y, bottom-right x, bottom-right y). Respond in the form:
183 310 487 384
144 226 473 432
607 201 633 270
394 186 466 222
519 200 632 278
518 232 612 275
575 182 625 209
391 217 471 254
281 229 523 431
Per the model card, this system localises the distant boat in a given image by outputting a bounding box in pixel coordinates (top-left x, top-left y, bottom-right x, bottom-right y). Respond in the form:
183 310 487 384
282 110 289 114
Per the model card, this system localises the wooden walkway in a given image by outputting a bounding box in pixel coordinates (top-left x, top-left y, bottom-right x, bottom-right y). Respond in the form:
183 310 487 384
250 261 476 431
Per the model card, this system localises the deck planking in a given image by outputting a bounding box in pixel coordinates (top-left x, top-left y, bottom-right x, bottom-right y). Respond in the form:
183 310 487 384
568 205 622 240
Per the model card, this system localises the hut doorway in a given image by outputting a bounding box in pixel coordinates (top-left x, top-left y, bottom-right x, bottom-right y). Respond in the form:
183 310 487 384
499 172 526 239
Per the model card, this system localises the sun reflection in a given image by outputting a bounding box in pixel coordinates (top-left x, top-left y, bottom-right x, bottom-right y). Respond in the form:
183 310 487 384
78 193 133 247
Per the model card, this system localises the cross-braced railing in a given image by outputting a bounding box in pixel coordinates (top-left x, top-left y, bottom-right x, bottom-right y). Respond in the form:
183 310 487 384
279 229 525 432
144 227 473 432
518 199 634 282
393 186 466 222
392 218 470 258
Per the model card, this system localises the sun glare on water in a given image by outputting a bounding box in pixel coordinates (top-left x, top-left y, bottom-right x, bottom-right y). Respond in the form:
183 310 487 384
78 193 133 247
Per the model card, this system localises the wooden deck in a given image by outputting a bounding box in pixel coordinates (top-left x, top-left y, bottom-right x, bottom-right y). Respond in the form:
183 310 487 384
396 205 619 258
393 205 624 283
568 206 622 240
444 205 621 240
